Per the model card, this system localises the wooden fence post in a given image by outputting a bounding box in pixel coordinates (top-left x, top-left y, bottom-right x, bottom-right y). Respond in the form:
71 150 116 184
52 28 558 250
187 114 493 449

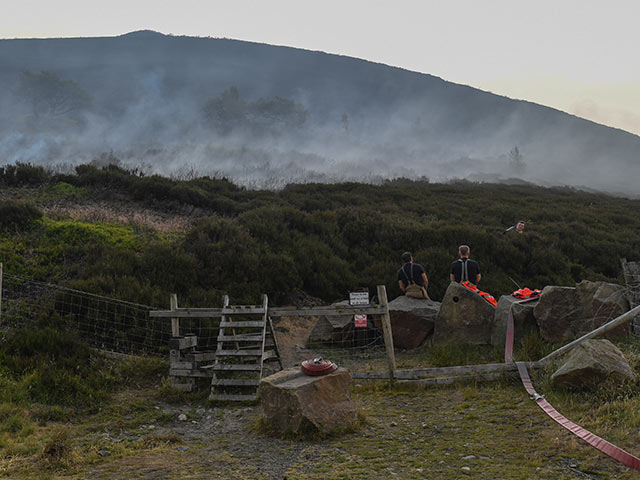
377 284 396 383
170 293 180 337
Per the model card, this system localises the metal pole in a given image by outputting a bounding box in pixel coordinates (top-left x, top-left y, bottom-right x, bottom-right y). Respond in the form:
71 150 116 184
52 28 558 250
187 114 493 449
539 304 640 364
376 284 396 383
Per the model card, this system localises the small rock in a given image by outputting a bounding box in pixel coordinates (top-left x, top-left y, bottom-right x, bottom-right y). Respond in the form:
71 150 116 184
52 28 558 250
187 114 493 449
178 414 188 421
462 455 476 460
191 420 198 424
97 449 111 457
390 421 398 427
148 425 156 430
461 466 471 473
421 422 428 428
196 408 206 415
154 406 160 410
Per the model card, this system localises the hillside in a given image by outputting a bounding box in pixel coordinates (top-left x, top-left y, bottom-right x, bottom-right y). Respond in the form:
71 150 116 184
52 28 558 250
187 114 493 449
1 163 639 308
1 31 639 195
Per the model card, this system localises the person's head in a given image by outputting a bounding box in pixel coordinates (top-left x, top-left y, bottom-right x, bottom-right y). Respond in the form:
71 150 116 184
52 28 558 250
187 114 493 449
516 220 526 232
458 245 470 258
401 252 413 263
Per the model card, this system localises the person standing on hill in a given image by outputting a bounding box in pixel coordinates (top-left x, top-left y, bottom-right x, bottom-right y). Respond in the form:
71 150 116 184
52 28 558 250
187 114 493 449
450 245 481 285
398 252 429 299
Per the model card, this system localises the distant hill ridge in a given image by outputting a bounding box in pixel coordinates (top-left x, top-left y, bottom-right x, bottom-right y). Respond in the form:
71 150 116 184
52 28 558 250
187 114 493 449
0 30 638 195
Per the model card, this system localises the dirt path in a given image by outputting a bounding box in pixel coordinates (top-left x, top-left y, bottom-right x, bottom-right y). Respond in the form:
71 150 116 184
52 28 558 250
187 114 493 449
52 382 637 480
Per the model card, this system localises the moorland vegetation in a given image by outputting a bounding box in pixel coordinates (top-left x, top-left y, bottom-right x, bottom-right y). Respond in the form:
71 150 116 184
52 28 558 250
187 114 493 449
1 160 638 308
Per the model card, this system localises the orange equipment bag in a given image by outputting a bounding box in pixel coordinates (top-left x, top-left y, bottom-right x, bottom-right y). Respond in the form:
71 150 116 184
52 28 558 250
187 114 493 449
510 287 542 299
460 281 498 307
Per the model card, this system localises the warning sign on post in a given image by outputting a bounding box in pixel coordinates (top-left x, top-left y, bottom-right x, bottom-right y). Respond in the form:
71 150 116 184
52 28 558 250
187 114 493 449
349 291 369 306
354 314 367 328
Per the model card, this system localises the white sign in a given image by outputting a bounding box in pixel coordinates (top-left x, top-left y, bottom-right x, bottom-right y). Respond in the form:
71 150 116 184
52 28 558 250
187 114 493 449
349 291 369 306
354 314 367 328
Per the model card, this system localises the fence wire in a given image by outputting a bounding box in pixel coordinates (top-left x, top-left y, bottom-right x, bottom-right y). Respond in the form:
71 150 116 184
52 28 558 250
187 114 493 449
0 272 391 370
1 273 170 355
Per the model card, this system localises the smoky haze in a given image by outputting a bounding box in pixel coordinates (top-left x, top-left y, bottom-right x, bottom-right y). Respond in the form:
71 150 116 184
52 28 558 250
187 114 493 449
0 30 639 195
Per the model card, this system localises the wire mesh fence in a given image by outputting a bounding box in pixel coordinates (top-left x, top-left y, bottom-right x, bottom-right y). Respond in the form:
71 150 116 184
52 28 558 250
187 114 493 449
270 311 389 372
0 271 392 370
0 272 169 355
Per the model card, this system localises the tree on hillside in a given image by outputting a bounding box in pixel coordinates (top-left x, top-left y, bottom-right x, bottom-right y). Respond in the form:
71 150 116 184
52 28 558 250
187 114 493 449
248 96 307 130
203 86 246 134
15 70 92 119
203 87 307 135
508 145 525 174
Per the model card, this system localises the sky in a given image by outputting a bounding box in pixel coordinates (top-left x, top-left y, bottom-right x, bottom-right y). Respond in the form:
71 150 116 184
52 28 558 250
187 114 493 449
3 0 640 136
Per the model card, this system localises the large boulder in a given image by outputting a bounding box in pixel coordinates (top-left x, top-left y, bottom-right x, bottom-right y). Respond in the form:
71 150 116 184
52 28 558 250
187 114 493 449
259 367 357 435
373 295 440 349
433 282 495 345
533 286 578 343
490 295 539 347
534 281 631 343
590 281 631 337
551 339 636 390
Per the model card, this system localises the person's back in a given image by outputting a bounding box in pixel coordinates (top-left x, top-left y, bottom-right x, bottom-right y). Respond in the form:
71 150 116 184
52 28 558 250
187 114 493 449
450 245 481 285
398 251 429 299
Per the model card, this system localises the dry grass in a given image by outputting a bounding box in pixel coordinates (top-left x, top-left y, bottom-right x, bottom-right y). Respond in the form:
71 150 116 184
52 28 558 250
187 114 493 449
43 204 193 233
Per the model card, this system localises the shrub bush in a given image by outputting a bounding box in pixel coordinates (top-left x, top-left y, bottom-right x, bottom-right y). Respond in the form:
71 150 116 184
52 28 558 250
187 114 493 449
0 201 43 232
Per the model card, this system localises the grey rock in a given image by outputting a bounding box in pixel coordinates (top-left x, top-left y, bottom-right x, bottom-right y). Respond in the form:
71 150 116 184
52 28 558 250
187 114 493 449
380 296 441 349
551 339 636 390
491 295 538 347
535 281 631 343
433 282 495 345
534 286 579 343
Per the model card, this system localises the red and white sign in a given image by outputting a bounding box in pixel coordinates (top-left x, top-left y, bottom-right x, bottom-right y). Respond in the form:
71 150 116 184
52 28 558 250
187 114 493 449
354 314 367 328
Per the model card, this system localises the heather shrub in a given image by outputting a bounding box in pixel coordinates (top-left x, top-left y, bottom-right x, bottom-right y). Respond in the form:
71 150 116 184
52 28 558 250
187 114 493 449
0 200 43 231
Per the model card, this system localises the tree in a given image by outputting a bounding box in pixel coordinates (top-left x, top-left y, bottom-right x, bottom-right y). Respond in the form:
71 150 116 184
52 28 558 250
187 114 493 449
15 70 92 119
202 86 246 134
508 145 525 174
203 87 308 135
248 97 307 130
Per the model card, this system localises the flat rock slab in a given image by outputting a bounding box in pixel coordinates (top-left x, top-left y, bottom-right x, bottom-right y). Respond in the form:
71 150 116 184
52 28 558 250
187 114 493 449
259 367 357 435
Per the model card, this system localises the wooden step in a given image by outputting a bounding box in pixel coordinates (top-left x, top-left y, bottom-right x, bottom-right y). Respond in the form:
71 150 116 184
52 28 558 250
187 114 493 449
211 379 260 386
209 393 257 402
262 350 278 360
222 307 265 315
218 334 264 342
204 364 261 371
217 349 263 356
220 321 265 328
